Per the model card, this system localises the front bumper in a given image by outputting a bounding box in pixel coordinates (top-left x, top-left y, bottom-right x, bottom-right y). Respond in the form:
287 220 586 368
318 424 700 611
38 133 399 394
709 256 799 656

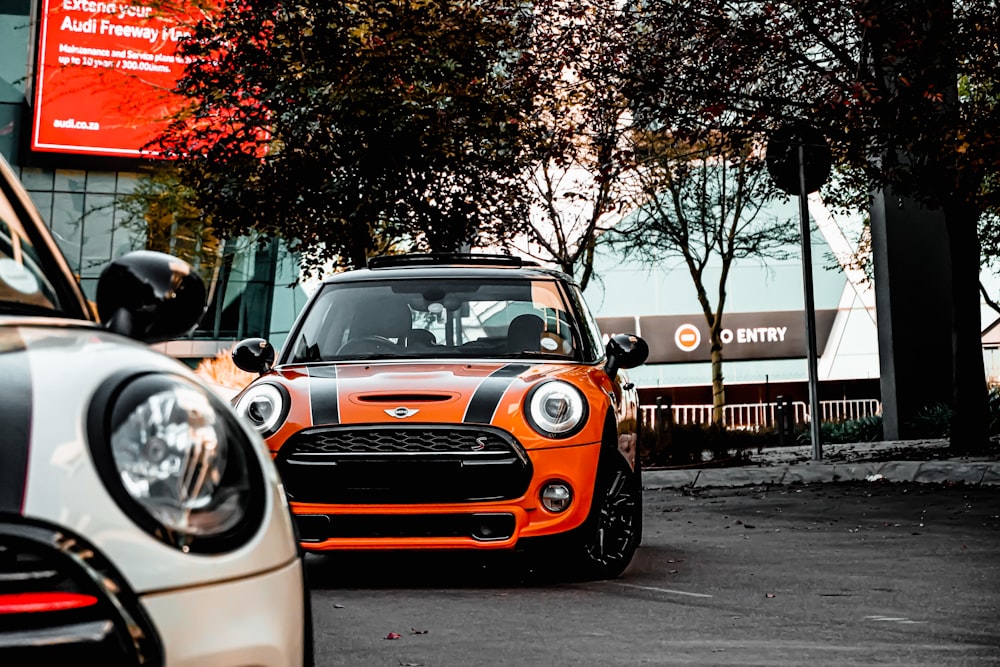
0 517 311 667
288 441 602 550
143 559 310 667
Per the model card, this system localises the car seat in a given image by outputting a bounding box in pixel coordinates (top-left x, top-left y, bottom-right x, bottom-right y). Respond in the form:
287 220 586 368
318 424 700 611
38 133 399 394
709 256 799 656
405 328 437 348
506 313 544 353
350 300 412 341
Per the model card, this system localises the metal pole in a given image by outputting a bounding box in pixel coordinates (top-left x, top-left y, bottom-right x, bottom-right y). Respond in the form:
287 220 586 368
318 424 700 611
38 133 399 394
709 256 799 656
798 144 823 460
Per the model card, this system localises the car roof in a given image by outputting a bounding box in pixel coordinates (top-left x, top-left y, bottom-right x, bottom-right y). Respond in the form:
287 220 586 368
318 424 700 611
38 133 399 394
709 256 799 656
321 253 577 285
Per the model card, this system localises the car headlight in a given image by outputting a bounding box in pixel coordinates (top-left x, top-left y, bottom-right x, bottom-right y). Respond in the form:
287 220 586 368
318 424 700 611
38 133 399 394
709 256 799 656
524 380 588 438
233 382 289 436
88 373 266 554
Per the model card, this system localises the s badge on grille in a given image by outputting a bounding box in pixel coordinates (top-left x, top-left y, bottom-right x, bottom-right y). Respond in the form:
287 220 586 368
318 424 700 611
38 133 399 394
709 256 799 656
386 406 420 419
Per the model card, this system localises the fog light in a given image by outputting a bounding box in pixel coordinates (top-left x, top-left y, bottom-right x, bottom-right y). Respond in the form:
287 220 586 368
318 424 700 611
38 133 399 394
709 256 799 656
540 482 572 513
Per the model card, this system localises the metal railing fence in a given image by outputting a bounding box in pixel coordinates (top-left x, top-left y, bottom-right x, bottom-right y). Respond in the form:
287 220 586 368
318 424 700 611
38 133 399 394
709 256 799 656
640 398 882 432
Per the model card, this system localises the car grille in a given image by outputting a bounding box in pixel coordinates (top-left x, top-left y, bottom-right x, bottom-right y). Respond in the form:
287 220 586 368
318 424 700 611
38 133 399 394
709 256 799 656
0 519 162 665
277 424 533 504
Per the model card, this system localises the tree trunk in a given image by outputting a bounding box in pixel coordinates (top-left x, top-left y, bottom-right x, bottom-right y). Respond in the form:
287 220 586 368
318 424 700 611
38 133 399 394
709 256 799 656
710 337 725 427
945 200 989 453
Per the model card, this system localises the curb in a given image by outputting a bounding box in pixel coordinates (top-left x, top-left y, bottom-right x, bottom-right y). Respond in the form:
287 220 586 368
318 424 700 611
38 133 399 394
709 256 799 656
642 460 1000 490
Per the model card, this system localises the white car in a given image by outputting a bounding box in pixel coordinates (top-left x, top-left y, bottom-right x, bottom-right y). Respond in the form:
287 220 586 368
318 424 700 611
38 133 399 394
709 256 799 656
0 154 313 665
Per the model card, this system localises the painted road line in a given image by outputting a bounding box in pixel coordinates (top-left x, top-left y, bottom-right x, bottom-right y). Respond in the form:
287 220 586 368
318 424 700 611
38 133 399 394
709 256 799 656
614 582 714 599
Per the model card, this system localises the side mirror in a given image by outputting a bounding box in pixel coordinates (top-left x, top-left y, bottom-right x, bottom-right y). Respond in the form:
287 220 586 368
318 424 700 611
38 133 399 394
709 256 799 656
97 250 206 343
604 333 649 380
232 337 275 375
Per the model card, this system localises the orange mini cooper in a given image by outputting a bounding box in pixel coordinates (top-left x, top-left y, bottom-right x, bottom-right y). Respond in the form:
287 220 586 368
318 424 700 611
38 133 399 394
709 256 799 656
231 253 648 579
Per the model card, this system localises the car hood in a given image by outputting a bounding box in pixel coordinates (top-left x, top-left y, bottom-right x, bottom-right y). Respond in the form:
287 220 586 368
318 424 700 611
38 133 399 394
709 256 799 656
257 360 615 447
1 322 299 593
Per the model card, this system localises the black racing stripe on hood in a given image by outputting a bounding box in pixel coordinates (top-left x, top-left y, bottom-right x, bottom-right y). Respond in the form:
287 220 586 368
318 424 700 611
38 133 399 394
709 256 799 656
307 365 339 425
463 364 532 424
0 329 31 514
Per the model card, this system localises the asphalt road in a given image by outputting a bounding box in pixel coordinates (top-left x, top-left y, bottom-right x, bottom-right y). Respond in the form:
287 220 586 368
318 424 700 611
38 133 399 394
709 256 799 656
306 481 1000 666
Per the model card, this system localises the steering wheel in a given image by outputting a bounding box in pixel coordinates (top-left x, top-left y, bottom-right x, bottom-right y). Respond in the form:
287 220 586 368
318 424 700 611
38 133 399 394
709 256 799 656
336 336 400 355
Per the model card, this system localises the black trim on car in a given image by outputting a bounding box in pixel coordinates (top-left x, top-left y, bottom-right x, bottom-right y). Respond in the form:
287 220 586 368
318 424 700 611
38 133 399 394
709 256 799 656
295 512 517 542
0 330 30 515
306 365 339 425
276 423 532 504
367 253 538 269
0 516 164 665
463 364 532 424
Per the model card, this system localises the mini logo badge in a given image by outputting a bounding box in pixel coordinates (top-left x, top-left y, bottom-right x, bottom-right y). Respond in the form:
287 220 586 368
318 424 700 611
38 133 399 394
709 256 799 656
386 406 419 419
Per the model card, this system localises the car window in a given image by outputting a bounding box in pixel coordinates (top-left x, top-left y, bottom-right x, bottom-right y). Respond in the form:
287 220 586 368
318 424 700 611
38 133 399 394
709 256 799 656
286 277 585 362
0 191 63 315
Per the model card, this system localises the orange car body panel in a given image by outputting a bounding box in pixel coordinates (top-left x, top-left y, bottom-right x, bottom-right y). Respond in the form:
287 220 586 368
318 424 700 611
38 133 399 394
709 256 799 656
258 360 620 551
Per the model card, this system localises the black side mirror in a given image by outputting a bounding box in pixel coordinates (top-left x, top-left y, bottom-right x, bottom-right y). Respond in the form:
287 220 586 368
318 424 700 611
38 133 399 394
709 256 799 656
232 337 276 375
604 333 649 380
97 250 207 343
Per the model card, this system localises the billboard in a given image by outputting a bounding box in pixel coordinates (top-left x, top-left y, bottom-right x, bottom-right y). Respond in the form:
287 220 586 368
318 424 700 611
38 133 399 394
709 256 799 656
31 0 209 158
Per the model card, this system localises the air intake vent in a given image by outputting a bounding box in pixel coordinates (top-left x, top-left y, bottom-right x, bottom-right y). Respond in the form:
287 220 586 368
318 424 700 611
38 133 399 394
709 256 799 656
355 394 452 403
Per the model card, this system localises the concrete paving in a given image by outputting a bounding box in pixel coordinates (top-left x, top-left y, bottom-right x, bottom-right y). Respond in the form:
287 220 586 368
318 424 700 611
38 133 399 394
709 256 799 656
641 438 1000 489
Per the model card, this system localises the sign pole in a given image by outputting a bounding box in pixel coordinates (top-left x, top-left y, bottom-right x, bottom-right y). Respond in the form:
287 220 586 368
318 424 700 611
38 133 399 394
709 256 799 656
797 144 823 461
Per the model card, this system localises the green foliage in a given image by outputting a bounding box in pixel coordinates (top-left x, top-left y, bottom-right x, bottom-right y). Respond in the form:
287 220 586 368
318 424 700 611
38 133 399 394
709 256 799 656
817 415 884 444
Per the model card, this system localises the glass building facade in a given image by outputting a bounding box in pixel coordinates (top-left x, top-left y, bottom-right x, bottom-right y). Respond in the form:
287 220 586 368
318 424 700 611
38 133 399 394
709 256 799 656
1 0 307 363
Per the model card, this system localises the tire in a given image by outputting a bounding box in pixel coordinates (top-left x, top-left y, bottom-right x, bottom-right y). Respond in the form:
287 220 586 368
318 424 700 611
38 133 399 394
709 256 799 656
564 450 643 581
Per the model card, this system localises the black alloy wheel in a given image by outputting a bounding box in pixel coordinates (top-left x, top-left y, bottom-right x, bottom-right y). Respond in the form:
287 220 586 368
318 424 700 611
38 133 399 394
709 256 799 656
568 452 642 581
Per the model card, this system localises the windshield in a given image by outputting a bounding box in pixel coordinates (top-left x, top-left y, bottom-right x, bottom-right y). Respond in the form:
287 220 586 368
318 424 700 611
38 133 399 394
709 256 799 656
286 277 588 363
0 189 65 316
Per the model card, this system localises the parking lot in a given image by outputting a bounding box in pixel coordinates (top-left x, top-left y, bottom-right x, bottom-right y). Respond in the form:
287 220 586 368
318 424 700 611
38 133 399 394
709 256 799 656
306 482 1000 666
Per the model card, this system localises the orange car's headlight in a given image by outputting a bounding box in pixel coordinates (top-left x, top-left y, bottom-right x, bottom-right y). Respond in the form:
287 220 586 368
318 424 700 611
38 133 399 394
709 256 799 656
234 382 289 437
524 380 588 439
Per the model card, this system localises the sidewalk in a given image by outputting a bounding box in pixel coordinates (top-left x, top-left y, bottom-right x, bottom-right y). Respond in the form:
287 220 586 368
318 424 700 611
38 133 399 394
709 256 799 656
641 438 1000 490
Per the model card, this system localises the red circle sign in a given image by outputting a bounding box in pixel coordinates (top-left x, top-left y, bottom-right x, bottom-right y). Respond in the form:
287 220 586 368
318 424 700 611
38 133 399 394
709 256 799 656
674 324 701 352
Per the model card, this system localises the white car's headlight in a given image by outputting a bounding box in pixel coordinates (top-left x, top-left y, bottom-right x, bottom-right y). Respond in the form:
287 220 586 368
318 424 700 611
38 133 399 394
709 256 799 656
524 380 588 438
234 382 288 436
89 373 266 553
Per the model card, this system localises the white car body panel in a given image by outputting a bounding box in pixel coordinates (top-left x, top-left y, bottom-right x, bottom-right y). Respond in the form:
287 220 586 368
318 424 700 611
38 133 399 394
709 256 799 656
142 560 306 667
19 323 300 593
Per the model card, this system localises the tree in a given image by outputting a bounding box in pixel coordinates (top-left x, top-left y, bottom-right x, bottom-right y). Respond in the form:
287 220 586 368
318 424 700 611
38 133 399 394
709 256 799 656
151 0 536 274
116 167 223 288
505 0 640 289
607 136 798 426
624 0 1000 452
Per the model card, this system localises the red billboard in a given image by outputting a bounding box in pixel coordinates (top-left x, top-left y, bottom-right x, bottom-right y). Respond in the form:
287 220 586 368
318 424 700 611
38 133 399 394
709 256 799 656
31 0 210 158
